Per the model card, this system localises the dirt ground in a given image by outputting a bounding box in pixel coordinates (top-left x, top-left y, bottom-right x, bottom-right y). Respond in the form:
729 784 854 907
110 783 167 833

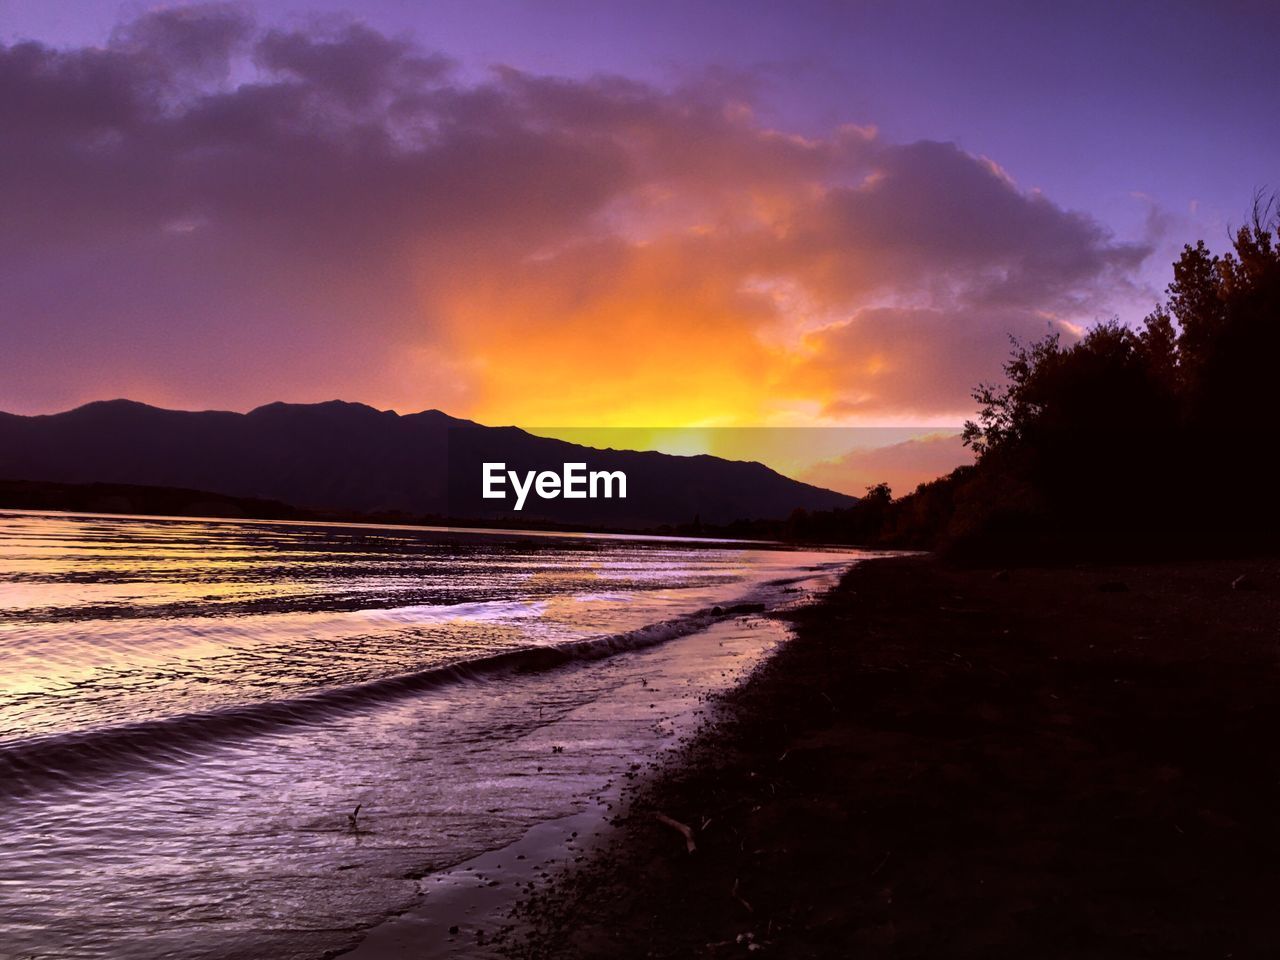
497 554 1280 958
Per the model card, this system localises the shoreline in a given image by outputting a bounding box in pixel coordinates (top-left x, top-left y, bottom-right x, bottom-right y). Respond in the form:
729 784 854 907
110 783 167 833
497 554 1280 958
0 503 778 547
330 607 803 960
0 513 854 960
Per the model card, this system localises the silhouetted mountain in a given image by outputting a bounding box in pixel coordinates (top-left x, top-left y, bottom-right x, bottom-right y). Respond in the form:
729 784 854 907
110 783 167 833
0 478 309 521
0 400 854 526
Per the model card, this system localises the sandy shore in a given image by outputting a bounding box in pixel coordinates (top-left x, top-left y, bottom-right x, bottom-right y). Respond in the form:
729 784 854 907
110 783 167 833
496 554 1280 958
330 610 799 959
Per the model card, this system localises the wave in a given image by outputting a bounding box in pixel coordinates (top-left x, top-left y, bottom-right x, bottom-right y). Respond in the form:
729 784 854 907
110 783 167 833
0 599 778 803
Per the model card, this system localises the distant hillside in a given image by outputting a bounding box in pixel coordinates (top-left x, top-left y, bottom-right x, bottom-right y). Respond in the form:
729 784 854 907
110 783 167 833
0 400 855 526
0 478 310 522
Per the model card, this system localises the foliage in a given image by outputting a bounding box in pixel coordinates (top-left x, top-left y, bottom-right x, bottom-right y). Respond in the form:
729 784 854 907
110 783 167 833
953 200 1280 556
791 198 1280 558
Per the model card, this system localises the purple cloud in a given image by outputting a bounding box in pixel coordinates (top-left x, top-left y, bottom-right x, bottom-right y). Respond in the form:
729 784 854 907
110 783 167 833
0 7 1151 423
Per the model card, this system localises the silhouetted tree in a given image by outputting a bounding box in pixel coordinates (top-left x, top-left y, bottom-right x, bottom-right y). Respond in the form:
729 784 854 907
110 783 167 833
952 196 1280 556
769 199 1279 556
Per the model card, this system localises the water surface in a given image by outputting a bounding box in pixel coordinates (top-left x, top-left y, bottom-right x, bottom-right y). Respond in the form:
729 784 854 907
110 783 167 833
0 511 864 958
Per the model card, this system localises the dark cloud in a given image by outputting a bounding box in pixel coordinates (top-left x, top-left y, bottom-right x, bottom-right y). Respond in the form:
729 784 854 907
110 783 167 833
0 8 1150 422
783 140 1149 303
253 22 452 106
109 3 252 84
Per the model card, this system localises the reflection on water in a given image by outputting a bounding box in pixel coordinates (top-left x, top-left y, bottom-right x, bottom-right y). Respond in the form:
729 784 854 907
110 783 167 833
0 511 863 959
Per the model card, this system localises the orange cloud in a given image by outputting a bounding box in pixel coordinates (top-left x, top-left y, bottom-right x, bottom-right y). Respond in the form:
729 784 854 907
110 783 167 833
799 434 974 497
1 10 1149 434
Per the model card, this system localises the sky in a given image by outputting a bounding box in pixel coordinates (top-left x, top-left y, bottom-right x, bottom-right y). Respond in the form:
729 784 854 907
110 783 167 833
1 1 1276 487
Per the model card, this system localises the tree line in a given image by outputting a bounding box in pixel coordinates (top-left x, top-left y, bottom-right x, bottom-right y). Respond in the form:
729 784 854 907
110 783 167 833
727 199 1280 560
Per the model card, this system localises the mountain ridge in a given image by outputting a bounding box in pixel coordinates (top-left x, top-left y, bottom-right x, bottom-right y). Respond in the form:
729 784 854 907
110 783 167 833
0 400 855 526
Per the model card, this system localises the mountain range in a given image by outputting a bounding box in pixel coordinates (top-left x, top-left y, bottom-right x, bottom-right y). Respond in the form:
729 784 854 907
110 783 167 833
0 400 855 527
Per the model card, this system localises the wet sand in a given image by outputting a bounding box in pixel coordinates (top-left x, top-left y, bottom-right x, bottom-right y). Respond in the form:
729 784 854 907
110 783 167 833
1 511 860 959
498 555 1280 958
335 612 793 959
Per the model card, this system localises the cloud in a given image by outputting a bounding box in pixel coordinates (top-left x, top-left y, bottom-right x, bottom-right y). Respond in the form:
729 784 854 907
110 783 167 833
109 3 252 84
253 22 452 105
0 7 1151 423
799 433 974 497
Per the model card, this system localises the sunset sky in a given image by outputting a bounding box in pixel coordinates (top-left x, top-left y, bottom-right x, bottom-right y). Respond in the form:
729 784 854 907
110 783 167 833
2 1 1277 488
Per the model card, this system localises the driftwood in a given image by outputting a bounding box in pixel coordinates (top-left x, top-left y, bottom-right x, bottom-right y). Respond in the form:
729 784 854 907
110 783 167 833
653 811 697 854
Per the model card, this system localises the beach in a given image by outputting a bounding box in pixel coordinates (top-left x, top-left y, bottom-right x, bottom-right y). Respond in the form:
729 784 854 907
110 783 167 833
500 555 1280 958
6 511 1279 958
0 511 860 959
6 3 1277 957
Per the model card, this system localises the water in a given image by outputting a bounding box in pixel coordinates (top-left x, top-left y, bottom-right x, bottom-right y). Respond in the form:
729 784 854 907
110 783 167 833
0 511 865 959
